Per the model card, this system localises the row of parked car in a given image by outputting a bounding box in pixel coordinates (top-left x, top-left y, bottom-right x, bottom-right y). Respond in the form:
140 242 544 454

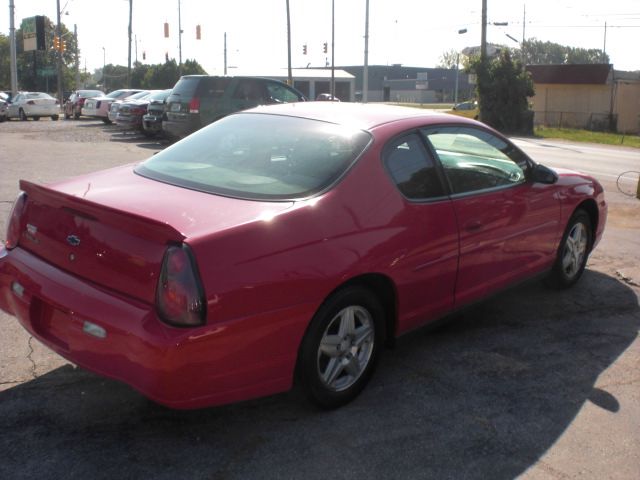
69 76 308 139
2 76 309 139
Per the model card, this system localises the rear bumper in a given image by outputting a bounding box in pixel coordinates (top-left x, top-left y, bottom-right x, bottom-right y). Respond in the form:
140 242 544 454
142 114 163 133
0 246 308 408
162 116 200 139
115 115 143 129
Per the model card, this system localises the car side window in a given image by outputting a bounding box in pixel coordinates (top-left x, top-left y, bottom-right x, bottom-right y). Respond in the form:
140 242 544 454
421 127 527 195
384 133 445 200
232 80 265 101
266 82 301 103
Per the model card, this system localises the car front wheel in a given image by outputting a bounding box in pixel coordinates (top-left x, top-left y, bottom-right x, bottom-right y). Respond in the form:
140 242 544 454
297 286 384 409
51 115 59 121
546 209 592 289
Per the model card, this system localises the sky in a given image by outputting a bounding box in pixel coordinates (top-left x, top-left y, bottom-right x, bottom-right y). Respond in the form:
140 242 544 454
3 0 639 75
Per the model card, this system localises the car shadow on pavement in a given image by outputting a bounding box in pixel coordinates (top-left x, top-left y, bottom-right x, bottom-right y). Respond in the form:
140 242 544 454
0 270 638 479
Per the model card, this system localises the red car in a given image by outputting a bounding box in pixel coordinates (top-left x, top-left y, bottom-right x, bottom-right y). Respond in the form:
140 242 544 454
0 103 606 409
64 90 104 119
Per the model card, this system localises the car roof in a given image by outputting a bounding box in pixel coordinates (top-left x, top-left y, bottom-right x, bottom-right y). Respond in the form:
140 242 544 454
244 102 475 130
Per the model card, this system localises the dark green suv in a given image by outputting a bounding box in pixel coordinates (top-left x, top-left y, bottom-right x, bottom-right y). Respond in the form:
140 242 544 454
163 75 306 139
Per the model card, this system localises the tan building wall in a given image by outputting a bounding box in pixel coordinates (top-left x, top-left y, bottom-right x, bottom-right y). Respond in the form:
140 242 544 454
531 84 614 130
614 82 640 134
530 80 640 134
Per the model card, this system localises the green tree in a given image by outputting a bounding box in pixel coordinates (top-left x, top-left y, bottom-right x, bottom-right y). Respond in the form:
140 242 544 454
437 49 460 69
182 59 207 76
522 38 609 65
102 64 129 91
469 50 534 134
0 34 11 89
143 59 180 88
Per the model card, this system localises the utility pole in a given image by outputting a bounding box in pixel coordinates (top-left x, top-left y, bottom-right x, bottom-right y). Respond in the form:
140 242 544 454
286 0 292 86
9 0 18 95
331 0 335 97
520 4 527 69
603 21 608 63
480 0 487 64
127 0 132 87
178 0 183 74
224 32 227 75
363 0 369 103
74 24 80 89
56 0 63 106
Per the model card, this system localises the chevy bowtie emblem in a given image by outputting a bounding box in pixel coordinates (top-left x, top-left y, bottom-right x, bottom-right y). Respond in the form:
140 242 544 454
66 235 81 247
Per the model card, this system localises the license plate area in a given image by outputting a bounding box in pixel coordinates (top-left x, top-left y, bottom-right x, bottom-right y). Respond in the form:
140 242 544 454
30 297 72 352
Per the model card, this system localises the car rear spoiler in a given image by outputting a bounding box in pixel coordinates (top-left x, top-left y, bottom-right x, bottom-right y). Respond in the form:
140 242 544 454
19 180 186 244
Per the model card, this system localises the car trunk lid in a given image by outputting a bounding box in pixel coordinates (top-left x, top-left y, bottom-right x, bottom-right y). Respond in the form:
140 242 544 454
15 168 294 304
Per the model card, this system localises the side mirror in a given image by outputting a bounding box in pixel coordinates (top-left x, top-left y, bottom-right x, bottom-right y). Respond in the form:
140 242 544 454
532 164 558 184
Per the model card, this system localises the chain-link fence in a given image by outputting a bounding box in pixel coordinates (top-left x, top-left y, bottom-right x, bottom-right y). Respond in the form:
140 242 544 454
533 111 618 132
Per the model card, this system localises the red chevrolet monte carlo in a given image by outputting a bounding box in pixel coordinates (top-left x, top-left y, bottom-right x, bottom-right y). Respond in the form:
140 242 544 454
0 103 606 409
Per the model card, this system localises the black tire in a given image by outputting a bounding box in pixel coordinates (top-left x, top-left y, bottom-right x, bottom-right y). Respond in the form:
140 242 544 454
19 109 27 121
32 116 40 121
64 112 71 119
51 115 59 121
546 209 592 289
102 118 112 124
74 112 80 119
297 286 384 409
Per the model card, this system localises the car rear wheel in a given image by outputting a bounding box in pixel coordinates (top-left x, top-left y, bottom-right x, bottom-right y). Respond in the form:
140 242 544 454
19 108 27 121
32 116 40 121
74 112 80 119
546 209 592 289
297 286 384 409
51 115 59 121
102 118 112 124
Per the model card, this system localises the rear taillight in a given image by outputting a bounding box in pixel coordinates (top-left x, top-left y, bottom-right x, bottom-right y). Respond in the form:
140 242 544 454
156 244 206 327
5 192 28 250
188 97 200 114
130 106 146 115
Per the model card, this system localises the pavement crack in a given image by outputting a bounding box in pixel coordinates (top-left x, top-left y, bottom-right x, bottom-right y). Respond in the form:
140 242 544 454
615 270 640 287
26 336 38 379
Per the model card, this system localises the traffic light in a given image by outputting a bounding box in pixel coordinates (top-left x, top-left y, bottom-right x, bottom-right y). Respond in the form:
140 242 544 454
164 22 169 38
196 24 201 40
323 42 328 54
142 51 146 60
52 35 59 51
303 44 307 55
61 40 66 52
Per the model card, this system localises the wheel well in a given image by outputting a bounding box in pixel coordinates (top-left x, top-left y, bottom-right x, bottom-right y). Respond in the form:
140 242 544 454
575 199 598 250
340 274 397 346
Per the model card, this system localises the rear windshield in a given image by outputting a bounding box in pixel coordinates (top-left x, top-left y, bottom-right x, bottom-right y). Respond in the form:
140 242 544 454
170 77 200 98
135 113 371 201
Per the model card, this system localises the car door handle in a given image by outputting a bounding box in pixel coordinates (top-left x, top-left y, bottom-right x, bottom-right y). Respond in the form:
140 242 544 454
464 220 483 231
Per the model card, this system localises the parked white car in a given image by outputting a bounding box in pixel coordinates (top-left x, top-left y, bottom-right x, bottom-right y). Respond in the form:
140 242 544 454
82 89 143 124
5 92 60 121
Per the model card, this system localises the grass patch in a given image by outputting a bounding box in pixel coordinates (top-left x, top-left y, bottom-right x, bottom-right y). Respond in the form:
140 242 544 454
534 127 640 148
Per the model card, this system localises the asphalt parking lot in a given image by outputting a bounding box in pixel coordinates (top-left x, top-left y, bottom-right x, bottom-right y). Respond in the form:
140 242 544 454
0 118 639 479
